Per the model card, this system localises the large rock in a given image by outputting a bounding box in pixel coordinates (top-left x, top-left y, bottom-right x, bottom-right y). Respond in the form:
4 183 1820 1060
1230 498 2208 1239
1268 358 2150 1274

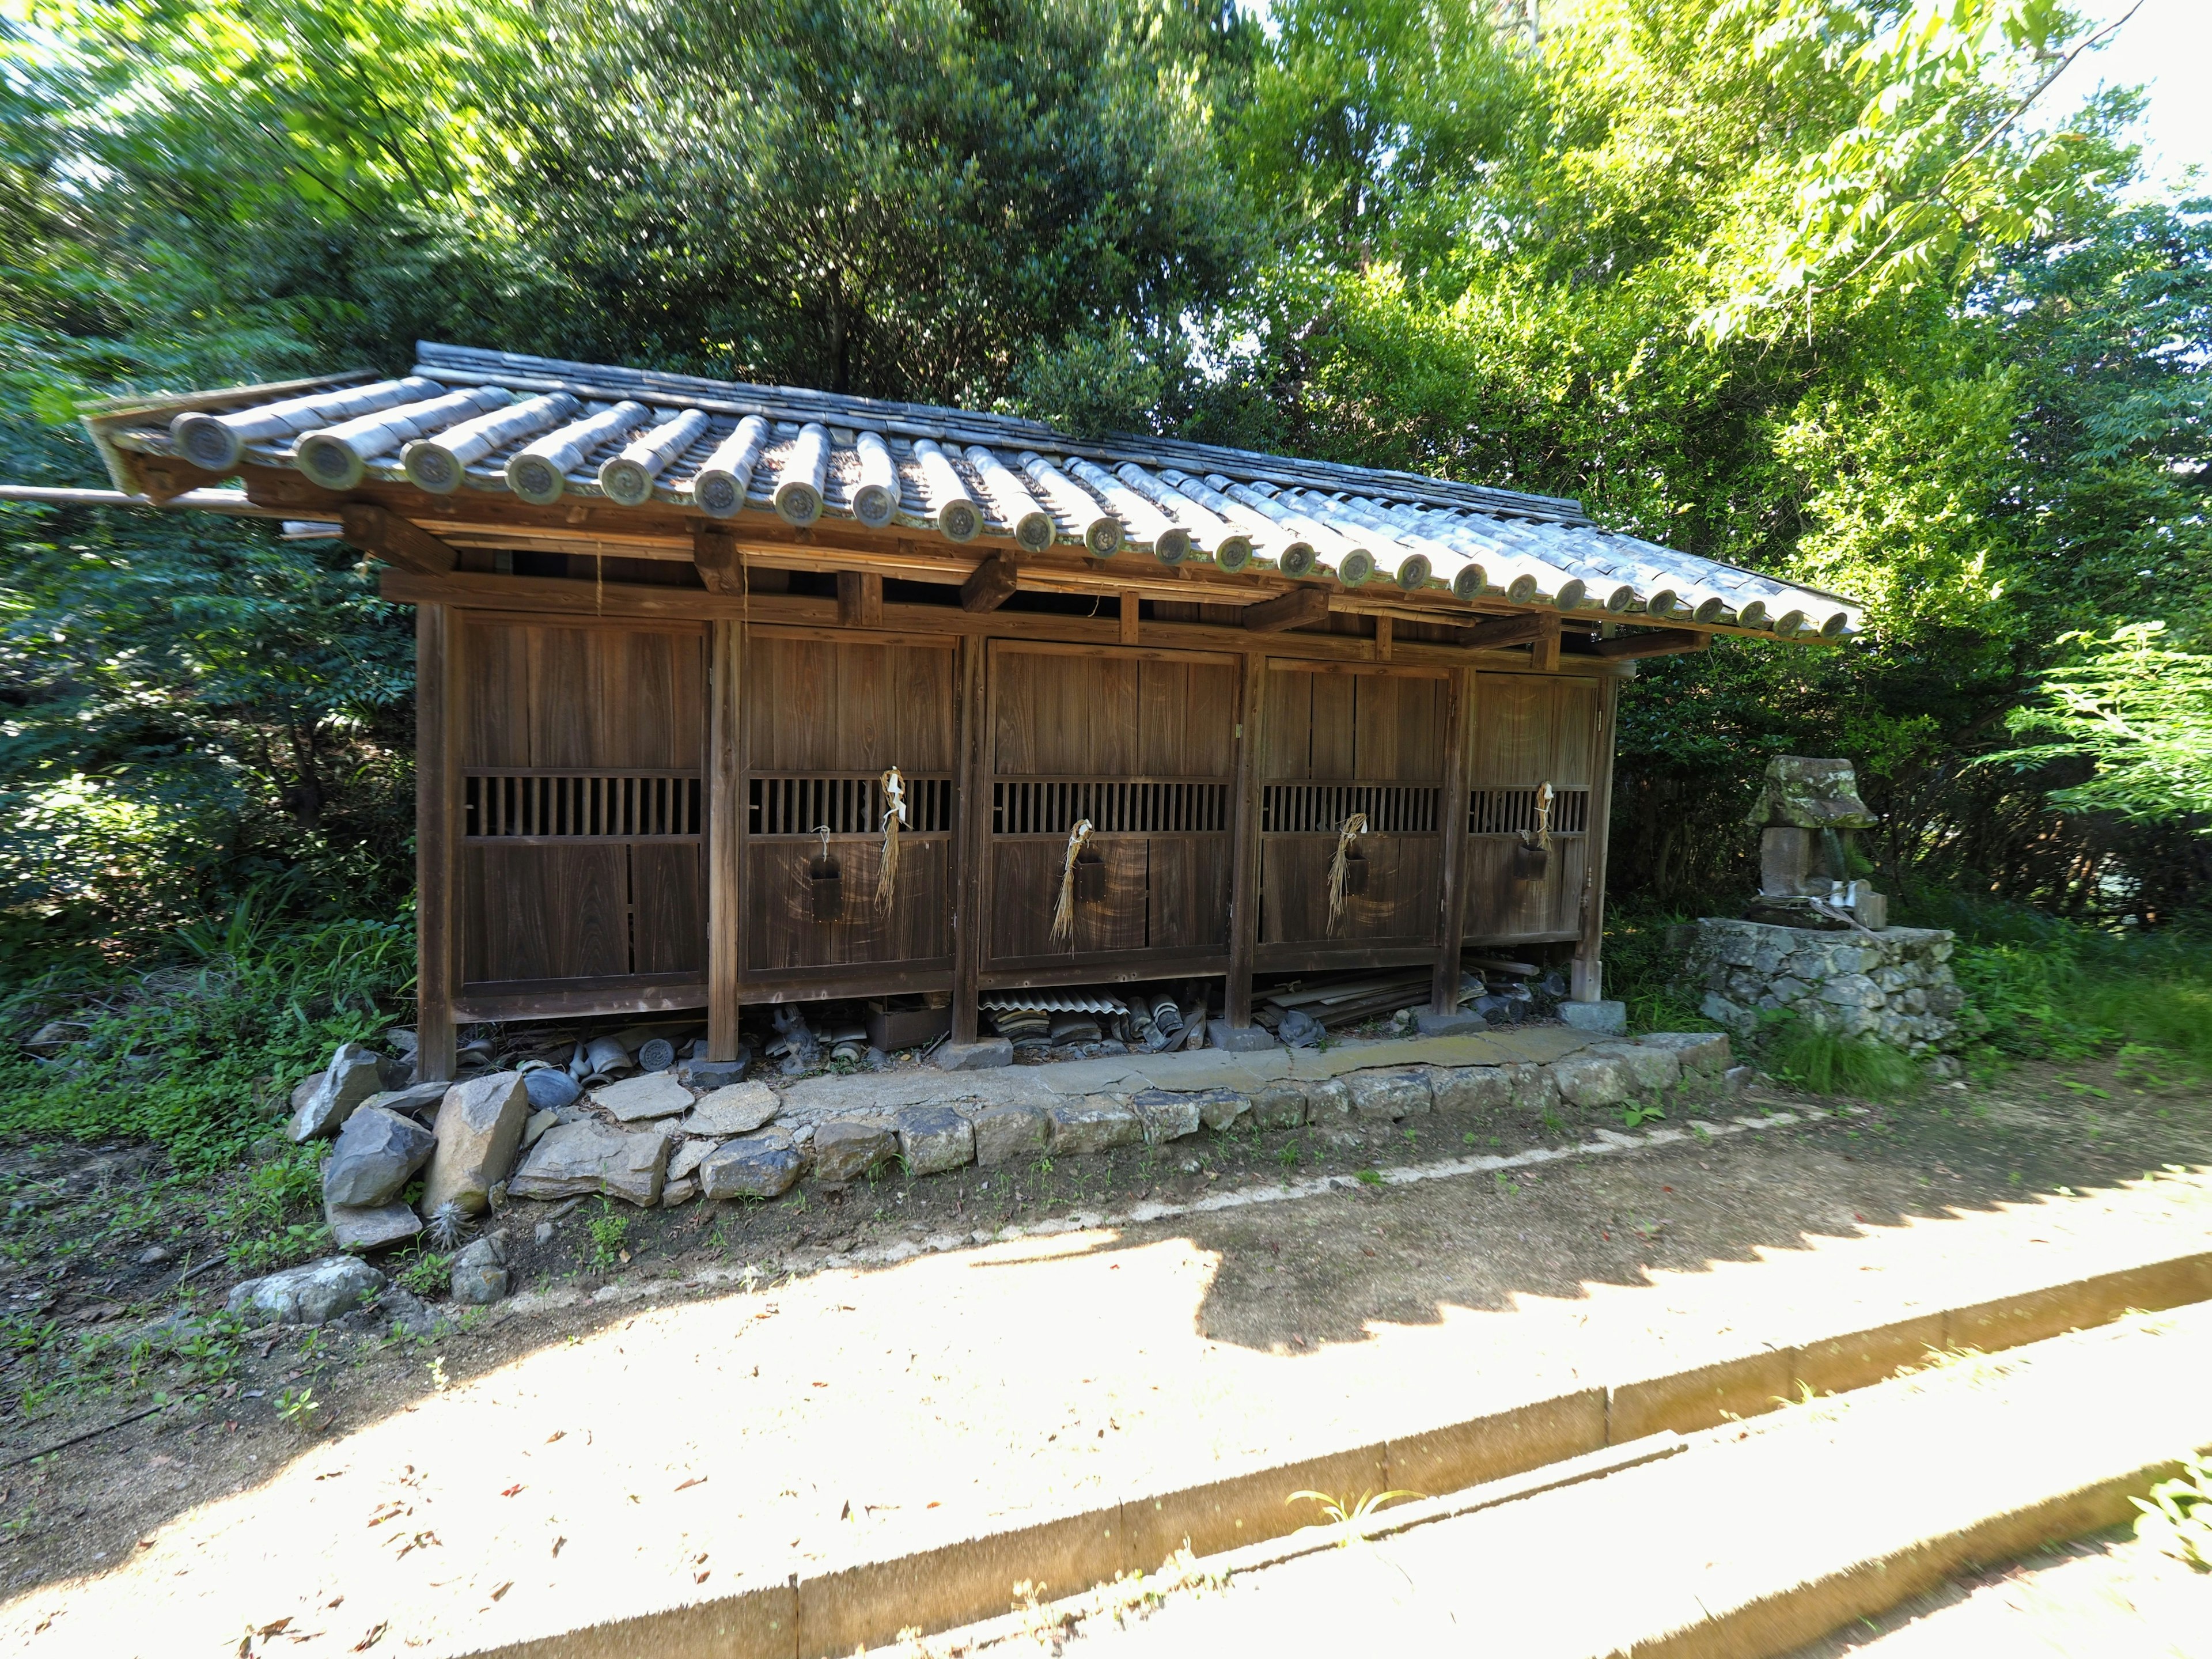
325 1198 422 1253
523 1069 582 1112
699 1130 803 1199
1304 1078 1353 1122
895 1106 975 1176
684 1082 779 1137
813 1120 897 1184
1635 1032 1732 1077
590 1071 695 1123
508 1118 668 1206
1247 1081 1308 1131
450 1235 509 1306
1129 1090 1203 1144
1192 1088 1251 1132
422 1071 531 1216
1429 1066 1512 1113
1594 1043 1681 1094
322 1106 437 1209
230 1256 385 1326
1046 1098 1141 1156
683 1053 752 1090
933 1037 1013 1071
1505 1063 1559 1116
1552 1052 1633 1109
1347 1070 1431 1120
1559 1000 1628 1036
972 1104 1048 1167
289 1042 388 1142
358 1081 450 1122
667 1138 715 1184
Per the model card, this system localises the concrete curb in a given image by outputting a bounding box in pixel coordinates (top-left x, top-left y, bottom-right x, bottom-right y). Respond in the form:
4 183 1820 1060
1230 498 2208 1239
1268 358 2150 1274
454 1247 2212 1659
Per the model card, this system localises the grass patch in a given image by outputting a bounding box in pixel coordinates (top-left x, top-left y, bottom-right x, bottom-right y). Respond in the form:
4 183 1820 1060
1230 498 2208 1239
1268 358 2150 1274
1759 1013 1923 1101
1601 905 1725 1036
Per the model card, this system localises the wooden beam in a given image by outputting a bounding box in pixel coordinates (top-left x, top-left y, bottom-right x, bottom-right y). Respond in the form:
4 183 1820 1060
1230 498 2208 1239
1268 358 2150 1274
1573 674 1622 1003
960 554 1021 613
342 502 456 575
1430 665 1475 1016
1453 612 1551 652
1119 590 1139 646
1241 586 1330 632
1530 615 1563 673
706 619 745 1059
1374 615 1393 662
1588 627 1709 661
836 570 884 628
951 637 988 1044
414 605 459 1084
694 524 744 596
1226 651 1266 1031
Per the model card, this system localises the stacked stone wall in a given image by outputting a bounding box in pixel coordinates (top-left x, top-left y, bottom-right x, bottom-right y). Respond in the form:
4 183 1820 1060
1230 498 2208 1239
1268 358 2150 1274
1674 918 1965 1054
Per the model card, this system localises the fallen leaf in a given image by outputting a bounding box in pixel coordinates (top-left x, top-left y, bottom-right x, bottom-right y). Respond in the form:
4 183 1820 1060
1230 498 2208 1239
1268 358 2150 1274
545 1430 566 1444
500 1484 524 1498
490 1582 511 1603
551 1536 566 1558
351 1621 388 1652
259 1618 293 1637
674 1476 706 1492
695 1569 711 1584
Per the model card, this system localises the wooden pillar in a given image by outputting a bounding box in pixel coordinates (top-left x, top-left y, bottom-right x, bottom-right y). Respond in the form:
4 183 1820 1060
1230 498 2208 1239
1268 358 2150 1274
1430 664 1475 1014
1119 591 1139 646
706 619 745 1059
1573 672 1622 1002
1225 651 1266 1029
414 604 459 1084
950 635 988 1045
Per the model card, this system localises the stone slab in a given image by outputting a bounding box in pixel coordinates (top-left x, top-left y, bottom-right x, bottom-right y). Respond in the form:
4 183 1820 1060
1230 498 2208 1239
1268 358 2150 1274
1205 1018 1279 1052
1559 999 1628 1036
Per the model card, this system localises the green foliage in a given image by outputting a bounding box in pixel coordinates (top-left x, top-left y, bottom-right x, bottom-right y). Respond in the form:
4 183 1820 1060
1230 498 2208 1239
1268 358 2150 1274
395 1249 453 1298
586 1201 630 1268
1758 1010 1925 1100
2133 1455 2212 1571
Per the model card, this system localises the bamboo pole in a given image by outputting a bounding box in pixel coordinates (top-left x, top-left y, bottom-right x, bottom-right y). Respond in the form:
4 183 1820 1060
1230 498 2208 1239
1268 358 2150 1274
1016 453 1122 556
691 415 771 519
912 439 983 543
963 445 1056 552
851 431 900 528
506 400 652 505
402 392 578 495
599 407 710 506
295 387 511 491
774 422 831 525
171 376 437 473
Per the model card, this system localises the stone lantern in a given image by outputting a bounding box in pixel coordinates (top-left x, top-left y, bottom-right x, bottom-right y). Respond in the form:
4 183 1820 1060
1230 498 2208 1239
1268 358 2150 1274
1744 756 1887 931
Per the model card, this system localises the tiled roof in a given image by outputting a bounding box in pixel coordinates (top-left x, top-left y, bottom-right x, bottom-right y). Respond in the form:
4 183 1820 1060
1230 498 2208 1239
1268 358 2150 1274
90 340 1865 638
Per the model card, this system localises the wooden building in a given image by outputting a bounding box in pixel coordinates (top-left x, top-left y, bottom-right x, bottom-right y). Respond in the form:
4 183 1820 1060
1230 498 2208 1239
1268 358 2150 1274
82 343 1863 1082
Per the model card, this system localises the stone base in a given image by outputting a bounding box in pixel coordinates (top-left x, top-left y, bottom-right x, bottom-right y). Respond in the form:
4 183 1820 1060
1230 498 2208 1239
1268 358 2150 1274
1205 1018 1279 1052
1558 1000 1627 1036
933 1037 1013 1072
1676 917 1967 1053
1414 1007 1486 1037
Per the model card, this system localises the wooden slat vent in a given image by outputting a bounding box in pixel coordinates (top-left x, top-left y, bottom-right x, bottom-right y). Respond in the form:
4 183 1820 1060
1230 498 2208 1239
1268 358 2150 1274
748 773 956 837
993 779 1232 836
1468 786 1590 836
464 771 702 841
1262 783 1441 834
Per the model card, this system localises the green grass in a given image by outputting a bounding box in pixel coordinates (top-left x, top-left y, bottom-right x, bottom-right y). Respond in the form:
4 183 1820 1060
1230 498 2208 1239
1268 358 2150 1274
1759 1013 1924 1101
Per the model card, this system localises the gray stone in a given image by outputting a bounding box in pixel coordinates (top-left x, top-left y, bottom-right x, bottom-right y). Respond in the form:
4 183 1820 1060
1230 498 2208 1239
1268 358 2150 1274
1558 999 1628 1036
1594 1044 1681 1094
449 1234 509 1305
1722 1065 1755 1094
699 1131 802 1199
1635 1032 1732 1076
522 1108 558 1150
1203 1019 1278 1052
289 1042 388 1141
813 1119 897 1184
358 1081 452 1122
1552 1053 1633 1108
660 1176 699 1207
524 1069 582 1112
933 1037 1013 1071
1246 1081 1308 1131
1276 1009 1324 1048
1414 1007 1486 1036
1046 1097 1142 1155
590 1071 695 1123
895 1105 976 1175
683 1082 780 1137
382 1286 440 1339
666 1138 714 1183
1429 1066 1512 1113
1130 1090 1203 1144
1347 1070 1431 1120
972 1104 1049 1167
683 1052 752 1089
533 1221 555 1245
324 1199 423 1253
508 1119 669 1206
1192 1088 1251 1132
1505 1063 1559 1116
1304 1078 1353 1122
135 1245 172 1267
229 1256 385 1326
423 1071 531 1217
322 1106 437 1209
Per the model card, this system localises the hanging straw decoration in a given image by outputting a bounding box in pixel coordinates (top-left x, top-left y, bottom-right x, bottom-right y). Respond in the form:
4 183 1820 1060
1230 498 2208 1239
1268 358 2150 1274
877 766 909 911
1530 782 1554 851
1327 812 1369 933
1050 818 1096 944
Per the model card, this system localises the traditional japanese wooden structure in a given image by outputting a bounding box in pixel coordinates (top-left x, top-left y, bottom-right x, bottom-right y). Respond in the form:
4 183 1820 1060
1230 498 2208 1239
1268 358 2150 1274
82 343 1864 1081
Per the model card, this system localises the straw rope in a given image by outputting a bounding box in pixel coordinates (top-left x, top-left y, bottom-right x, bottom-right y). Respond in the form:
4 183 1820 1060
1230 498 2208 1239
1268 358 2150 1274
1050 818 1096 944
1327 812 1368 933
877 766 908 911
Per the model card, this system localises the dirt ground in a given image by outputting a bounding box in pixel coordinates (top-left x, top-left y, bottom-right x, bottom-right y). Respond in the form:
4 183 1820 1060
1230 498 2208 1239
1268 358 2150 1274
2 1048 2209 1613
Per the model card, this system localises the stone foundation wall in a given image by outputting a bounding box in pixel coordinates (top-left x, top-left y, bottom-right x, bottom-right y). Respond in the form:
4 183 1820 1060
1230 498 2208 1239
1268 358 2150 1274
1673 918 1965 1053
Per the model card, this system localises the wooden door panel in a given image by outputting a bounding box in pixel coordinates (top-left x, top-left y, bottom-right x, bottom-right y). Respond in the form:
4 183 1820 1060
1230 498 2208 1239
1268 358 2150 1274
744 836 953 971
1146 837 1232 950
1464 674 1597 940
988 838 1149 959
462 843 629 982
1260 834 1437 945
631 844 705 975
992 652 1139 777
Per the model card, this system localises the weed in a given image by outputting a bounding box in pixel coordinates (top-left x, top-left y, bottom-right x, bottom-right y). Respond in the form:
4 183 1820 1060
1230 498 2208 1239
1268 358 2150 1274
1402 1127 1418 1148
1623 1102 1666 1128
586 1202 630 1270
2135 1457 2212 1569
1540 1110 1566 1135
277 1385 319 1429
395 1251 452 1297
428 1357 449 1391
1287 1488 1424 1540
1759 1013 1922 1101
1353 1168 1382 1188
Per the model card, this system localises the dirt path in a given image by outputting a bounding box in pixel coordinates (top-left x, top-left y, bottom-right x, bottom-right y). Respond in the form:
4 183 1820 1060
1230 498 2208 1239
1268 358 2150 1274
1 1055 2207 1654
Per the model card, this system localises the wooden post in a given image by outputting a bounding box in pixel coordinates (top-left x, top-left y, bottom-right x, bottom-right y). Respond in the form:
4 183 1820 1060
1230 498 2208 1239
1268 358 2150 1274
950 636 988 1045
836 570 883 628
415 604 459 1084
1374 615 1392 662
1430 664 1475 1015
1226 652 1266 1030
706 619 745 1059
1531 616 1563 673
1573 673 1622 1002
1119 590 1139 645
